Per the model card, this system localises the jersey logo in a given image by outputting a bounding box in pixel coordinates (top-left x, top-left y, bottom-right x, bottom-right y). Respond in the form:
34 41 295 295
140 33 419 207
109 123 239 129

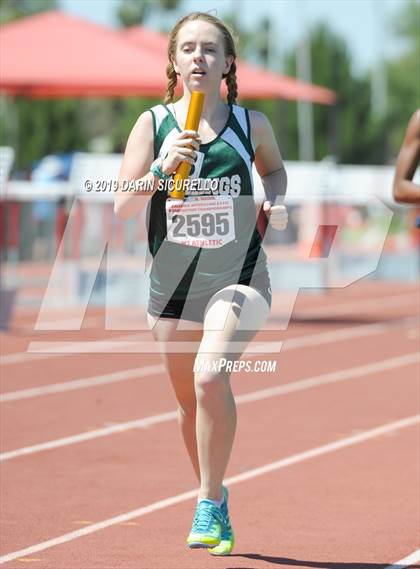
189 151 205 178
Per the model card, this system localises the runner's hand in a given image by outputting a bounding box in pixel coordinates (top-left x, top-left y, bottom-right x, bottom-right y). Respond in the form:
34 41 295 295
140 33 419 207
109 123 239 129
161 130 201 175
263 201 288 231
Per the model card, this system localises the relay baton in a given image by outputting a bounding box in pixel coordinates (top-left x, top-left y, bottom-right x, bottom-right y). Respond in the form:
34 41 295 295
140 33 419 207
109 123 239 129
169 91 205 200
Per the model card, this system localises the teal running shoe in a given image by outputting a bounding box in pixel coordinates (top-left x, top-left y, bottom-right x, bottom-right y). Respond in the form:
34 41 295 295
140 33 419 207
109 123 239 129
186 499 223 549
208 485 235 555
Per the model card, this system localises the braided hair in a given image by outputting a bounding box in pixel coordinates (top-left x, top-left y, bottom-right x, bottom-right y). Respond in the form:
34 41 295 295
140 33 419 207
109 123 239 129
164 12 239 105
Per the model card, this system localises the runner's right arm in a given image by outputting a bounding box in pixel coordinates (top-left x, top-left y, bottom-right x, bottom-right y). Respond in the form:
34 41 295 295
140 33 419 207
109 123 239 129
114 111 161 220
114 111 200 220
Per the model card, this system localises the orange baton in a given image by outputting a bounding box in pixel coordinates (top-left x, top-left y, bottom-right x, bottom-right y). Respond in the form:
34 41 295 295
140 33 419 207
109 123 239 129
170 91 205 200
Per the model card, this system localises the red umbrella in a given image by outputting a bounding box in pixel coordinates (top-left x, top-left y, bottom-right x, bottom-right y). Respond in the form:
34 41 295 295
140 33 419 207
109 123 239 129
123 26 336 104
0 11 169 97
0 10 335 103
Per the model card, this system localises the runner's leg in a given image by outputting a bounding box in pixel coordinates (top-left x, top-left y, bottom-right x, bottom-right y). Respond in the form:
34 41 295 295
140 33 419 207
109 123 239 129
147 313 203 482
194 285 271 501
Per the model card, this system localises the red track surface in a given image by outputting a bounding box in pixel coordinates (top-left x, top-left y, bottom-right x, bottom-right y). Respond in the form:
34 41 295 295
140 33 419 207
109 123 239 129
1 280 419 568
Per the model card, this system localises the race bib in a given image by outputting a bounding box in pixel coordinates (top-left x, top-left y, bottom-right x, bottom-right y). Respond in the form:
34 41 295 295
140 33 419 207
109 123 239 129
165 196 235 249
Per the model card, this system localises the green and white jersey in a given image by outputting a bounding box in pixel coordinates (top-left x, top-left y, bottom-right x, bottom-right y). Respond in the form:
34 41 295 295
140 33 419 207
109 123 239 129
146 102 268 300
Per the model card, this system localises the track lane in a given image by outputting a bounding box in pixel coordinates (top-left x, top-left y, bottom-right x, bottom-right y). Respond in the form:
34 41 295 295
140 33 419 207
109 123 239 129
2 419 418 567
1 323 417 453
1 354 418 555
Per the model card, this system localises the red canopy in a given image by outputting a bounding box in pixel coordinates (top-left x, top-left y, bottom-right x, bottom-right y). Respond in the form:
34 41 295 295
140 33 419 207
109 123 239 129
0 10 335 104
0 11 169 97
123 26 336 105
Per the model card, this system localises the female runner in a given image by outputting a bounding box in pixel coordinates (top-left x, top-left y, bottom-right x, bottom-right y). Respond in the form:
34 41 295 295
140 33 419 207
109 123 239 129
114 11 288 556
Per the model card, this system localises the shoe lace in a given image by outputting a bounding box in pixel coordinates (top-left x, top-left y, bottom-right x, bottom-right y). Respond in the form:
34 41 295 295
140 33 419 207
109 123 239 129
192 503 220 533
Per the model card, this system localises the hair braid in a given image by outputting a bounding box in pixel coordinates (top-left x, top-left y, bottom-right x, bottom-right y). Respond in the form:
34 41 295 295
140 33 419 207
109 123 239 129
225 61 238 105
164 61 178 104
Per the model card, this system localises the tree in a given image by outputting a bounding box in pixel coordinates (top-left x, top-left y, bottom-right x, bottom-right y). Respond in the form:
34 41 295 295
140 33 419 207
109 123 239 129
280 22 389 164
117 0 181 29
0 0 56 24
278 1 419 165
385 0 419 155
117 0 151 27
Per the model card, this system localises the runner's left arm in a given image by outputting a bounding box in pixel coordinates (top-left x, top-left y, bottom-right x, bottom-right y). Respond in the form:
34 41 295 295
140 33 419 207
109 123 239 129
393 110 420 205
249 110 288 230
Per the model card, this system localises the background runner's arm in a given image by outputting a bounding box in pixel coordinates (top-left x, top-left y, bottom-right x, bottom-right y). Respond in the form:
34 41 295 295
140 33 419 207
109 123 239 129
249 110 287 204
393 110 420 205
114 111 160 220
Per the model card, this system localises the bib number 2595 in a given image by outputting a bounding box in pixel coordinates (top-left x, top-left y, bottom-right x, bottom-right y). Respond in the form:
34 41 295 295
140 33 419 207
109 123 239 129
166 196 235 248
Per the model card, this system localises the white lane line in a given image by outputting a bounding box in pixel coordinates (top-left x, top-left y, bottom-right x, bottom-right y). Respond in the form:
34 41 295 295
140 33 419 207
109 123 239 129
24 294 420 354
233 352 419 404
2 291 418 365
1 351 64 366
0 365 165 402
0 414 418 565
283 316 417 349
25 316 419 355
0 333 150 365
22 315 103 331
2 316 417 402
0 411 179 463
385 549 420 568
1 352 418 462
298 291 419 318
25 340 283 354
